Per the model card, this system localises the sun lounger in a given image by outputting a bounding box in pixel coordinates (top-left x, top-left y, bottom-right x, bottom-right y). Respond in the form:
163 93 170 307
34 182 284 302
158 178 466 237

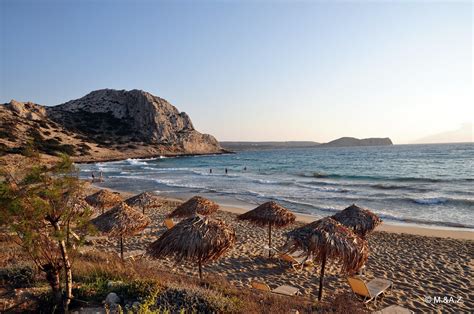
279 250 313 270
164 218 175 229
251 281 300 296
375 305 413 314
120 250 146 261
263 245 279 256
347 276 393 304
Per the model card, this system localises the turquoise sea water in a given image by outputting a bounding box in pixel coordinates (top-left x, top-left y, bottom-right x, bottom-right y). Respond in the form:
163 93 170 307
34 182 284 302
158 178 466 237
78 143 474 229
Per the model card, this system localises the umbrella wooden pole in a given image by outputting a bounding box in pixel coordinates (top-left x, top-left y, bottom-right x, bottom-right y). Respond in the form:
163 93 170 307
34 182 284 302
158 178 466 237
268 224 272 258
66 220 70 247
120 237 124 261
198 260 203 281
318 251 327 301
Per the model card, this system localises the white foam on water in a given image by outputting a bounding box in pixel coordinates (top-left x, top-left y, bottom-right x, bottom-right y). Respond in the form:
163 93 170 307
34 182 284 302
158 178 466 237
412 197 447 205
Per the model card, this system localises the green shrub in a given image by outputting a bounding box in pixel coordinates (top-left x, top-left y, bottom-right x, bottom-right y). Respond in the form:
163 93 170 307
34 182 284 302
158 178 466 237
119 279 161 300
0 121 20 141
150 285 240 313
78 143 91 155
0 265 36 288
37 120 50 129
0 143 8 156
0 130 11 139
24 128 76 156
35 291 60 313
73 274 112 303
73 270 161 305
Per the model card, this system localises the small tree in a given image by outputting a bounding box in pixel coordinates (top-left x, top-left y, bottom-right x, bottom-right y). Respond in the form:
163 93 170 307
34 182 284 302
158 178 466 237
0 154 92 312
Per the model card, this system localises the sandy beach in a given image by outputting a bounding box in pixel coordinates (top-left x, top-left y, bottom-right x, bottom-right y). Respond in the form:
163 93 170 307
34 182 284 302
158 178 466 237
85 187 474 313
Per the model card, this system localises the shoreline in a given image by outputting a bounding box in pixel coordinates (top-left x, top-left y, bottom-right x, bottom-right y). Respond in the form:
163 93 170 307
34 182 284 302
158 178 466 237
73 150 234 164
92 184 474 241
223 204 474 241
203 202 474 241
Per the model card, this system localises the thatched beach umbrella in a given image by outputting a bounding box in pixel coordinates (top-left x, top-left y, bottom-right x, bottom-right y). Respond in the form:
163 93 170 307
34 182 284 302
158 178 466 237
147 215 236 280
332 204 382 237
125 192 162 214
168 196 218 218
66 198 93 245
285 217 369 300
238 201 296 257
85 189 122 214
91 202 151 261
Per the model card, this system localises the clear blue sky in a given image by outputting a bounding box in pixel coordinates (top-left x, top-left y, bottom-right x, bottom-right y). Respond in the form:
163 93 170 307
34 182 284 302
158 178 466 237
1 0 472 143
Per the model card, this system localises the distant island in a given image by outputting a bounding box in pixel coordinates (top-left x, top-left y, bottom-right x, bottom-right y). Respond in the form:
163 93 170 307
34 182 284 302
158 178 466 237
0 89 226 162
318 137 393 148
220 141 320 151
221 137 393 151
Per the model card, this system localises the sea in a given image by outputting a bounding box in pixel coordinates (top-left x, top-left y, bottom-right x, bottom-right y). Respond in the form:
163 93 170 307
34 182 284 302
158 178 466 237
78 143 474 230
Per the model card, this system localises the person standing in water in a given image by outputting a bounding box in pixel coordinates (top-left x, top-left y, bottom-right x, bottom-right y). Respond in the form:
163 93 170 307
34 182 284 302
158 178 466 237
99 171 104 182
91 172 95 182
225 168 228 174
210 168 213 174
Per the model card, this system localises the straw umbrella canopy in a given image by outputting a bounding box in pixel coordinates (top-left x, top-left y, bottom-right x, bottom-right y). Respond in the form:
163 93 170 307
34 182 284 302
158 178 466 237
125 192 162 214
66 198 93 245
85 189 122 214
91 202 151 261
147 215 236 280
332 204 382 237
168 196 219 218
285 217 369 300
238 201 295 257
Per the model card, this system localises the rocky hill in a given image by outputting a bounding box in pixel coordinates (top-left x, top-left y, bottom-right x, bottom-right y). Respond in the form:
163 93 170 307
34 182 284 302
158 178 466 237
0 89 225 162
319 137 393 148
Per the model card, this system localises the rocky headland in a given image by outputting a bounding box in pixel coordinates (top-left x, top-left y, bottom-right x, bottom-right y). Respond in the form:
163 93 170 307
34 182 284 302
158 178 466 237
0 89 226 162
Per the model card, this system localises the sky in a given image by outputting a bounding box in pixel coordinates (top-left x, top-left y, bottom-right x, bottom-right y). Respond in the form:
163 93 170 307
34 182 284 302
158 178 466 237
0 0 472 144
